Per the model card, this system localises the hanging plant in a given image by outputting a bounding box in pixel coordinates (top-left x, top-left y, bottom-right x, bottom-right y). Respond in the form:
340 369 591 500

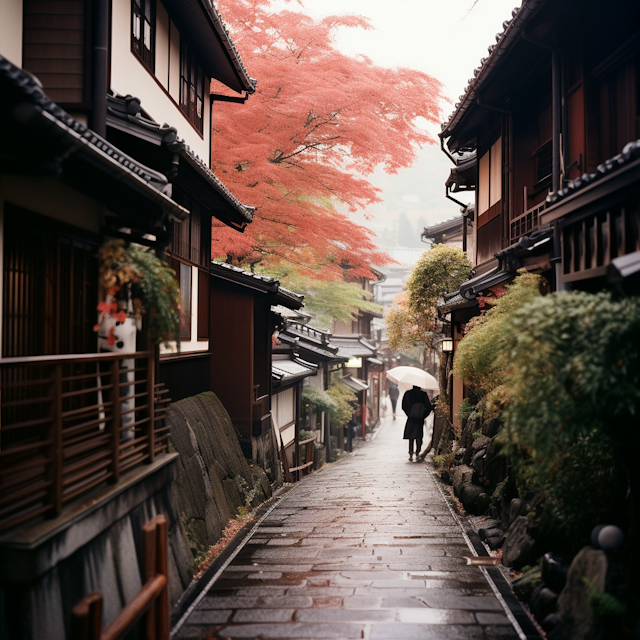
94 239 180 347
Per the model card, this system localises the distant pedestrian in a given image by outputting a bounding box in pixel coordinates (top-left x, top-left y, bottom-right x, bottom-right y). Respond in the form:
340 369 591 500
388 382 399 420
402 385 433 461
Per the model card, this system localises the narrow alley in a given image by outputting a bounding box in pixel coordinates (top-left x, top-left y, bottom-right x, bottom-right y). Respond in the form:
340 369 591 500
172 411 526 640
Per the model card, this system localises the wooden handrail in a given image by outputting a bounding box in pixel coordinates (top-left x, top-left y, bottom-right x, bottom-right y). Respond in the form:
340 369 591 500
0 353 172 533
0 351 153 367
70 515 169 640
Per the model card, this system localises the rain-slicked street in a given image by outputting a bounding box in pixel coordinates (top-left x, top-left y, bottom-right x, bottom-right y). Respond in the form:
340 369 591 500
173 411 522 640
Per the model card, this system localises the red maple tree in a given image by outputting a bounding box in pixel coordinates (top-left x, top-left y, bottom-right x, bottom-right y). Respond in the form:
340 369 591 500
212 0 445 279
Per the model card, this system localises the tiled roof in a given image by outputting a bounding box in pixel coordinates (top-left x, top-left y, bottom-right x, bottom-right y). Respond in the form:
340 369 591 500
272 357 317 383
546 139 640 206
208 0 257 93
341 374 369 393
210 262 304 309
281 323 346 362
331 335 377 359
107 93 254 223
0 55 188 223
441 0 546 140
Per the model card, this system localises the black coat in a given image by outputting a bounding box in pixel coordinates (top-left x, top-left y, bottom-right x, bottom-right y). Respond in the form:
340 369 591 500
402 387 432 440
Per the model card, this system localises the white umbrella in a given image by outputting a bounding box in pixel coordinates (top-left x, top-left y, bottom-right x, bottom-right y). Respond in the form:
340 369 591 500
386 366 439 391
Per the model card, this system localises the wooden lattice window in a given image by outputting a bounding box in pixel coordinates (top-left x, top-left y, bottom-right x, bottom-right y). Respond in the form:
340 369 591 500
180 40 204 134
132 0 155 72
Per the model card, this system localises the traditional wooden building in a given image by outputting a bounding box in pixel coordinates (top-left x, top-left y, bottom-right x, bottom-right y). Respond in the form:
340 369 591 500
279 322 347 462
208 262 304 478
0 0 256 636
437 0 640 428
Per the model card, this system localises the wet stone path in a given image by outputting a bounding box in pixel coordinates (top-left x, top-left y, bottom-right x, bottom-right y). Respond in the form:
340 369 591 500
173 412 520 640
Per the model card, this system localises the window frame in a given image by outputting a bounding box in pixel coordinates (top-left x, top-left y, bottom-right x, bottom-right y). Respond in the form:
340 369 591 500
179 39 205 134
132 0 156 73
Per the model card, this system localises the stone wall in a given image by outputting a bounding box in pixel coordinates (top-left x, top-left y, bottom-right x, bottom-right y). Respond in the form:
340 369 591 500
0 455 192 640
167 392 276 561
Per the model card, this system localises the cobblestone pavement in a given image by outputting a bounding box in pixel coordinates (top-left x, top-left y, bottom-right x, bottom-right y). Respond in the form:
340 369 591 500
174 411 520 640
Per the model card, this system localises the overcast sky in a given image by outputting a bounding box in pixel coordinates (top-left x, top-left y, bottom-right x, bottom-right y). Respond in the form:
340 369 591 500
275 0 520 246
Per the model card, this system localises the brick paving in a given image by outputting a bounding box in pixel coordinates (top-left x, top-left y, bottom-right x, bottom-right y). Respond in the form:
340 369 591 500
173 410 520 640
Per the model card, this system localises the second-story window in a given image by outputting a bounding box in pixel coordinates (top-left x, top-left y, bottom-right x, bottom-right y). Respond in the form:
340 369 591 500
180 41 204 134
132 0 155 72
477 137 502 217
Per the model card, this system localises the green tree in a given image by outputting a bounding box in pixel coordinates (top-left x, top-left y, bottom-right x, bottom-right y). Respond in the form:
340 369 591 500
259 265 382 330
387 245 471 398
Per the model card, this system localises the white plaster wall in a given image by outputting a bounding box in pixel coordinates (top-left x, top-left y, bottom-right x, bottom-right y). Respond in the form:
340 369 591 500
110 0 210 161
309 369 324 391
160 264 208 354
0 0 23 66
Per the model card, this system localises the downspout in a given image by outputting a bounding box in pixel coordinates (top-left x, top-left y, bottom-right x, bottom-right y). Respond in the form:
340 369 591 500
561 50 569 183
551 48 561 193
90 0 109 137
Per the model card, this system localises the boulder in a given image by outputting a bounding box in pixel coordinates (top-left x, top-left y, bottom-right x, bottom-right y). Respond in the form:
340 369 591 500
512 567 542 602
471 434 491 454
541 613 560 635
556 546 607 640
530 586 559 622
460 483 490 515
508 498 529 525
478 520 505 549
502 515 536 569
452 465 474 497
484 528 506 550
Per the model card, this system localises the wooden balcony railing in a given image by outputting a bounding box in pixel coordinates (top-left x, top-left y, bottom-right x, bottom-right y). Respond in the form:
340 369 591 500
0 352 171 533
70 514 169 640
510 202 546 242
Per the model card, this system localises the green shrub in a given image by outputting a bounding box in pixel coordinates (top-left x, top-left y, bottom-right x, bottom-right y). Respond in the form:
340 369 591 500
457 398 475 421
501 291 640 458
453 270 548 396
301 386 338 418
500 291 640 546
326 375 357 426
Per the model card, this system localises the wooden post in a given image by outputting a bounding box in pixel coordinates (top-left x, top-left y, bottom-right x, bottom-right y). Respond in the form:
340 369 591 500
146 354 155 463
51 363 63 515
111 358 121 483
70 591 103 640
142 517 157 640
154 516 169 640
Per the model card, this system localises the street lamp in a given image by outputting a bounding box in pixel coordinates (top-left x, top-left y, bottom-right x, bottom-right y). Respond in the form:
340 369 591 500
441 339 453 352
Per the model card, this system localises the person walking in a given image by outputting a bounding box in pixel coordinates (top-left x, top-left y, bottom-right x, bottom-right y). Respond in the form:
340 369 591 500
402 385 433 461
388 382 399 420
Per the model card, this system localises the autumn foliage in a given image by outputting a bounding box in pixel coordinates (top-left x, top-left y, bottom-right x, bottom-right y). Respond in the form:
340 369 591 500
211 0 445 279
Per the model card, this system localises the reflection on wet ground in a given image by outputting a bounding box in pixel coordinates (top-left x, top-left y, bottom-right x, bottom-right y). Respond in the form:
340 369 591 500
174 411 519 640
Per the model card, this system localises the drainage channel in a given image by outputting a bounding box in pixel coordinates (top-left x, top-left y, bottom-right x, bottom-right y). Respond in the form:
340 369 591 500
424 461 543 640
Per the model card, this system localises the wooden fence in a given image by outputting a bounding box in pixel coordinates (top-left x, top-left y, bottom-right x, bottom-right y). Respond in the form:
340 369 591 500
0 352 171 532
70 514 169 640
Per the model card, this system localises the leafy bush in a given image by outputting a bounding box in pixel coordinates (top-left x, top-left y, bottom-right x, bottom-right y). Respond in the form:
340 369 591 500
97 239 180 346
301 386 338 418
457 398 475 421
499 290 640 546
501 291 640 458
326 375 357 426
453 270 548 396
512 430 623 545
